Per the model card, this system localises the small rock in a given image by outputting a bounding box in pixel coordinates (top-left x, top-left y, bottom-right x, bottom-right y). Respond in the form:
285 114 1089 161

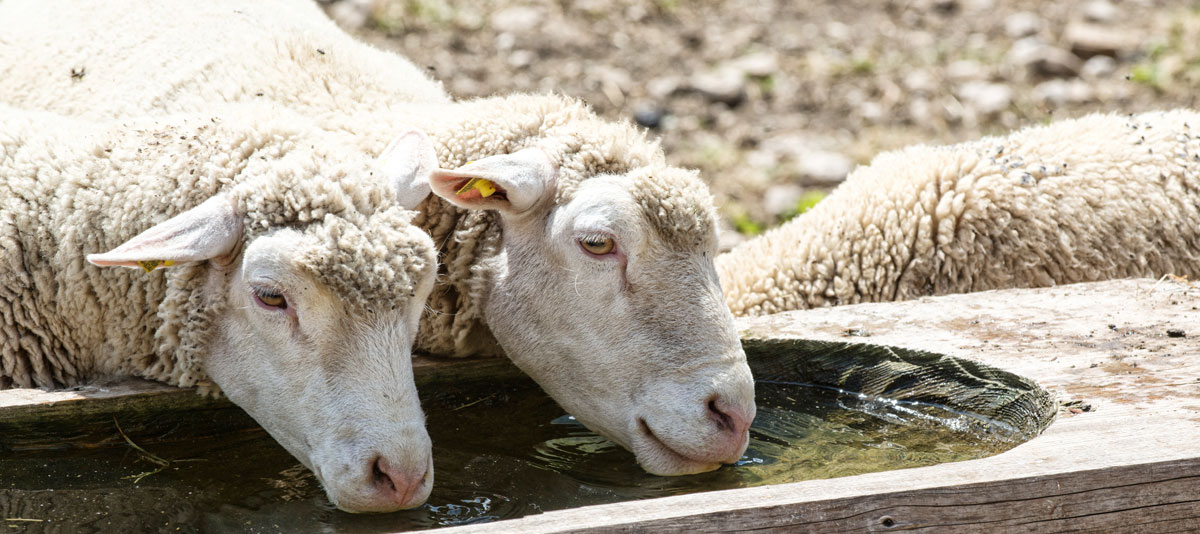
624 4 647 22
1007 38 1082 77
946 59 985 82
825 21 851 42
1082 0 1118 23
915 0 959 14
731 51 779 78
746 149 777 170
449 77 483 97
934 0 959 13
591 65 632 92
490 6 543 34
646 76 682 99
1080 55 1117 79
327 0 375 30
506 49 535 69
541 18 591 50
1064 22 1139 58
689 67 746 105
1033 79 1094 106
762 184 805 218
632 106 665 129
908 97 932 122
1167 329 1186 338
799 151 854 184
494 32 516 52
591 66 631 107
1004 12 1043 39
859 101 884 122
760 135 854 184
957 81 1012 115
903 70 937 94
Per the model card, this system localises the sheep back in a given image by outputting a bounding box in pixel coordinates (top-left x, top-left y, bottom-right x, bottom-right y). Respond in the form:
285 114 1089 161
0 105 428 389
719 110 1200 316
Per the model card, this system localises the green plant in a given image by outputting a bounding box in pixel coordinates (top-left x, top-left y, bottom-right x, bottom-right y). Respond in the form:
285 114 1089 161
779 190 827 222
1129 62 1164 92
732 212 764 236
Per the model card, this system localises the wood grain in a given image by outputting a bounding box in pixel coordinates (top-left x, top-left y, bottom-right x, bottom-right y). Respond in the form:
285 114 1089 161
554 458 1200 533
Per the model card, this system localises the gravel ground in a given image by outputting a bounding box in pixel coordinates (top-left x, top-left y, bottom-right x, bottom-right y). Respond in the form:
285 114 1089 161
324 0 1200 247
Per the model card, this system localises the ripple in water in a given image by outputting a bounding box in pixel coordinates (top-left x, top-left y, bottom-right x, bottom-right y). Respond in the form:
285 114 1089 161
423 492 508 526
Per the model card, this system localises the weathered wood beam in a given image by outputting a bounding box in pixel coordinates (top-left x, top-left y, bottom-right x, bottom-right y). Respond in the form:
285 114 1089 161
431 278 1200 533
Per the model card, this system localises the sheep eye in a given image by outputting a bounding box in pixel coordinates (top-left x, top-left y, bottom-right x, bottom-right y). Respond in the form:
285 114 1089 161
579 235 615 256
253 289 288 310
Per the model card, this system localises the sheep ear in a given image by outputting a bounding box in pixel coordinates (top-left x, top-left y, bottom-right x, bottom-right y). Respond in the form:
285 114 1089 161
88 194 242 272
378 129 437 210
429 148 556 215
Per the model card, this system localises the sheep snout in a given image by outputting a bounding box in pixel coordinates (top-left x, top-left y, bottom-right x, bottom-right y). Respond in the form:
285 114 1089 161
367 456 431 512
707 395 753 451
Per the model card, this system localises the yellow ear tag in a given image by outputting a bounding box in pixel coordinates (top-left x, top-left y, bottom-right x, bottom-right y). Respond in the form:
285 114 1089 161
137 260 175 273
455 177 497 198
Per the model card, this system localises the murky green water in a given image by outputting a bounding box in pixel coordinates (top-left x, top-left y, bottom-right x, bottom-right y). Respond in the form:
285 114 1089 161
1 378 1026 533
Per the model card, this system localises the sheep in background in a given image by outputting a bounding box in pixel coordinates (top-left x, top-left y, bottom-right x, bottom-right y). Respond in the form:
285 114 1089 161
0 0 450 120
0 0 756 477
718 110 1200 316
0 104 440 513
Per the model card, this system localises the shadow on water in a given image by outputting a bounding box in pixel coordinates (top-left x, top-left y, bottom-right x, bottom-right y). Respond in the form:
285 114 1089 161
0 340 1055 532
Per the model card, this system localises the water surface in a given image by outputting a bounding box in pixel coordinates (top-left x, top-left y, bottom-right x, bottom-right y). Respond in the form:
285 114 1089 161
1 379 1024 533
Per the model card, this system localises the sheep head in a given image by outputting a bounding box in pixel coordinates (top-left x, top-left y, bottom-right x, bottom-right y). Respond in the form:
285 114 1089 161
428 146 756 476
87 131 440 513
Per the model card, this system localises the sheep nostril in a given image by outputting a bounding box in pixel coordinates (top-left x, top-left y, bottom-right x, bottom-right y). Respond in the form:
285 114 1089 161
708 395 751 435
372 457 397 493
707 398 734 433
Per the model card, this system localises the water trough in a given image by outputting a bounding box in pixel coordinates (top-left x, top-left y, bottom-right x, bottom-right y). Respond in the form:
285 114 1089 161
2 278 1198 532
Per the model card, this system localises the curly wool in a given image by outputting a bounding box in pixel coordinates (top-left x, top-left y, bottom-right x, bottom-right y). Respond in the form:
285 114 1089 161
0 0 449 121
404 94 720 356
0 0 724 358
718 109 1200 317
0 105 432 389
294 209 430 314
233 150 429 315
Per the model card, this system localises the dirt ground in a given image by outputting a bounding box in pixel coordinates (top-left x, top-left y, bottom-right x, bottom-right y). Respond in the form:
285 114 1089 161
323 0 1200 247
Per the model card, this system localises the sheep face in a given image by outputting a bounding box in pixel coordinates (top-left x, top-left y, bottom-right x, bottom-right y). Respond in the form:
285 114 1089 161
86 133 441 513
430 155 756 475
207 224 437 513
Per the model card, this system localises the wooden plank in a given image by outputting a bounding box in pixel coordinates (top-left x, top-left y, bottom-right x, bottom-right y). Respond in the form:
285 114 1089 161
430 278 1200 533
0 354 524 450
546 458 1200 533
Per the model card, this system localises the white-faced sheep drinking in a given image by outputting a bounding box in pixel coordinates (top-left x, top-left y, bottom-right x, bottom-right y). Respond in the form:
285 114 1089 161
0 0 757 478
718 109 1200 316
0 104 441 513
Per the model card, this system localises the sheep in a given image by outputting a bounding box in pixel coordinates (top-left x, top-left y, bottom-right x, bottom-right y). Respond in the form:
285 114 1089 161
717 109 1200 316
0 103 442 513
0 0 757 477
